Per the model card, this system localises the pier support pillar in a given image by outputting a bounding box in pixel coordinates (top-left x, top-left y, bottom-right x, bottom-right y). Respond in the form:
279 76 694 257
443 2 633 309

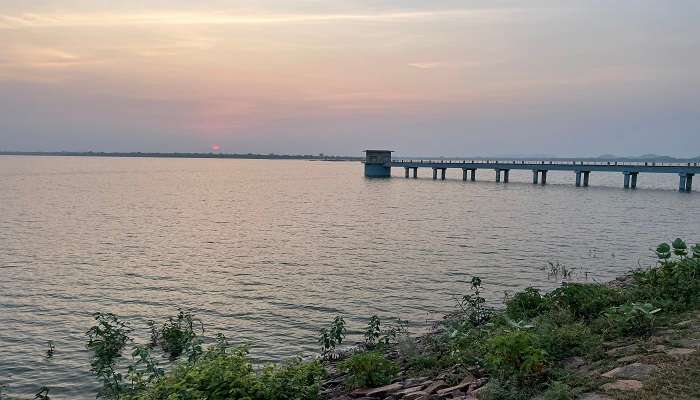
432 168 438 180
623 172 631 189
503 170 510 183
532 170 539 184
412 167 418 179
630 173 638 189
440 168 446 180
679 173 694 192
462 168 468 181
541 170 548 185
583 171 590 187
495 169 501 183
575 171 582 187
405 167 410 178
470 169 476 181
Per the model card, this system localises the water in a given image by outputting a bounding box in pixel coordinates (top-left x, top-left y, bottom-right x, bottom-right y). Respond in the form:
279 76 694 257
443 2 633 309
0 156 698 399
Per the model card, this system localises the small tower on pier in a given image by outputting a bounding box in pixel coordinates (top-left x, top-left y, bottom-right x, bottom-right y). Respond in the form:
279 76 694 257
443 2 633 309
363 150 393 177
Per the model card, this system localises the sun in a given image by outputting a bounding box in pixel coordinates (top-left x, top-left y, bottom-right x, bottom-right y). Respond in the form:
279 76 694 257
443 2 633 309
211 144 221 152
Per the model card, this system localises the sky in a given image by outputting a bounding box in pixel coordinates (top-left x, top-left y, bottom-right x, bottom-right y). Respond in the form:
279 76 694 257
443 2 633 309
1 1 699 157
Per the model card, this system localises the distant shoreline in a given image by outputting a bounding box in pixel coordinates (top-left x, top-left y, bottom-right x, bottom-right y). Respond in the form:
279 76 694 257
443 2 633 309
0 151 363 161
1 151 698 163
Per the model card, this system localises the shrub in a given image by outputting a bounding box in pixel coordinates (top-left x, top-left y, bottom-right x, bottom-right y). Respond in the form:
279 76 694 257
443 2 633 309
630 242 700 311
603 302 661 337
455 277 494 327
319 316 347 357
506 287 551 320
149 309 202 360
339 351 398 389
131 346 325 400
486 331 549 384
86 312 133 398
542 381 574 400
549 283 624 320
536 322 601 360
364 316 381 347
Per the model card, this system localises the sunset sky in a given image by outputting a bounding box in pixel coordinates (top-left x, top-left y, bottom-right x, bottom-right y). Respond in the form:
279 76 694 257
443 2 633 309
1 1 699 157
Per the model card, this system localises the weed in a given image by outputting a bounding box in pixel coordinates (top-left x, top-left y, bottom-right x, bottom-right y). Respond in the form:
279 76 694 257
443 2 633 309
46 341 55 359
506 287 551 320
86 312 133 399
150 309 203 360
455 277 493 327
34 387 51 400
486 330 549 384
363 316 381 347
604 302 661 337
339 351 398 389
542 381 574 400
319 316 347 358
549 283 624 320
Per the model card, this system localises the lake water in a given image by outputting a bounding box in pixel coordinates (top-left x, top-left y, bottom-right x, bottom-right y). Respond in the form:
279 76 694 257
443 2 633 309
1 156 698 399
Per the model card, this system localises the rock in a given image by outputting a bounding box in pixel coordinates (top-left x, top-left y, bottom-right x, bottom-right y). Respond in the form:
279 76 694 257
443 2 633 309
666 347 696 357
605 343 639 356
561 356 585 369
469 378 488 391
470 384 489 399
403 377 429 388
601 362 657 380
616 354 641 363
350 382 403 398
579 393 614 400
601 379 643 391
436 382 471 396
394 385 424 396
675 338 700 348
423 380 448 394
402 392 426 400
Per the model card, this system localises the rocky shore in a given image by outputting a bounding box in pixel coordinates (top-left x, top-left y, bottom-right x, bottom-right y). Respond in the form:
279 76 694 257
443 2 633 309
318 267 700 400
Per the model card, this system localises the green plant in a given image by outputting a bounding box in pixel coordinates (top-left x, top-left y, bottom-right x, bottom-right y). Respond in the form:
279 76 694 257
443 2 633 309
127 346 164 392
131 346 324 400
46 341 55 358
86 312 133 399
456 277 494 326
34 387 51 400
542 381 574 400
549 283 623 320
604 302 661 337
364 316 381 347
506 287 551 320
339 351 398 389
486 330 549 384
672 238 688 257
630 241 700 310
150 309 203 360
319 316 347 357
536 322 601 359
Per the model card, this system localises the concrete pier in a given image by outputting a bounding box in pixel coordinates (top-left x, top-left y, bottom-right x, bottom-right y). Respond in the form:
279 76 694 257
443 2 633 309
376 153 700 191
